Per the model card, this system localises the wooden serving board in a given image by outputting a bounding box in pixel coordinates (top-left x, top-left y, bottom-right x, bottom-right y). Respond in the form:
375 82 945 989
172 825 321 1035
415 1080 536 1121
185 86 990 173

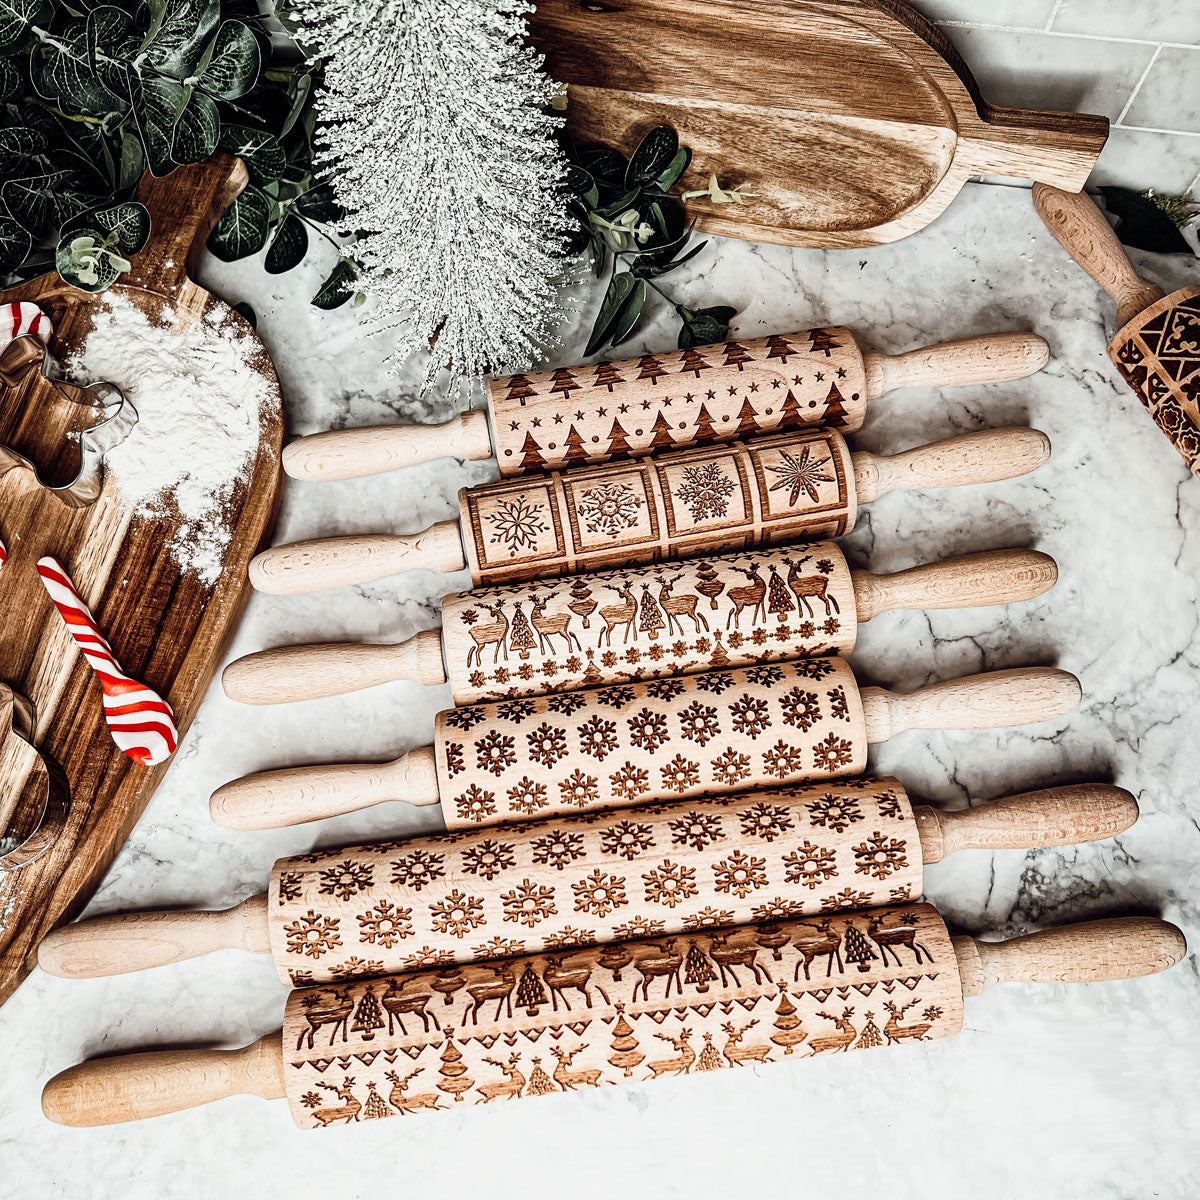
530 0 1109 247
0 155 284 1007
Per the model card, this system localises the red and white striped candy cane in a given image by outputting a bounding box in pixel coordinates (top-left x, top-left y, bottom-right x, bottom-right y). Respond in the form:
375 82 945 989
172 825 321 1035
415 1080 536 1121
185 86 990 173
36 556 178 767
2 302 52 349
0 535 6 571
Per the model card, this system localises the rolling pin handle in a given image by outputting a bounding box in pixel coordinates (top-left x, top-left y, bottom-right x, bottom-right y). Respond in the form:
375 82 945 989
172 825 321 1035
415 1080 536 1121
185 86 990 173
862 331 1049 399
953 917 1186 998
248 520 467 595
42 1033 286 1126
37 894 271 978
282 410 494 482
851 427 1051 504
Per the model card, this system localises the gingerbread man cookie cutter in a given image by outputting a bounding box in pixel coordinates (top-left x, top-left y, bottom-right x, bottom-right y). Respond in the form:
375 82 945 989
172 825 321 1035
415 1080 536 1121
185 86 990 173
0 683 68 871
0 334 138 508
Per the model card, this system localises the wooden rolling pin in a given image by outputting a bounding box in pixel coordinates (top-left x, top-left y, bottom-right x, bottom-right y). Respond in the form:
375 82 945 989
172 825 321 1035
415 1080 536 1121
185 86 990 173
38 781 1137 987
282 329 1050 481
249 425 1051 595
224 546 1057 706
209 661 1081 831
42 908 1185 1128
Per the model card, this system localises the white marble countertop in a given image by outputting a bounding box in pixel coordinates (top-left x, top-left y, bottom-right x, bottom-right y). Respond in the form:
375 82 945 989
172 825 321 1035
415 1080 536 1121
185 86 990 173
3 179 1199 1198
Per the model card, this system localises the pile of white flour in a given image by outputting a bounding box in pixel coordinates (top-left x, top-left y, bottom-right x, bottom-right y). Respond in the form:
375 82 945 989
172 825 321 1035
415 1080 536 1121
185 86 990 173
69 294 268 584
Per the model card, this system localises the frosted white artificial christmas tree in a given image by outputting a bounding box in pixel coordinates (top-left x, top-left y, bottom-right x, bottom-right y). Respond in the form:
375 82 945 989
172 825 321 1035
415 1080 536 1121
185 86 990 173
291 0 571 389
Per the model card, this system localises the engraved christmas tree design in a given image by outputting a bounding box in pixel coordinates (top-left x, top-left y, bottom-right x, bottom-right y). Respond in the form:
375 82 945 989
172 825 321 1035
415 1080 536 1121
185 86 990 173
806 328 840 356
549 367 580 401
518 431 545 472
723 341 753 371
436 1036 474 1102
765 334 796 363
637 354 668 386
592 361 625 391
842 924 877 973
608 1004 645 1077
771 989 807 1055
504 374 535 404
351 986 384 1041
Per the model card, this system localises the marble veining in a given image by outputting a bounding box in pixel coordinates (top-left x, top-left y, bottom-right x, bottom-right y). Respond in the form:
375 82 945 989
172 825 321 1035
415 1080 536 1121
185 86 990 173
1 179 1198 1197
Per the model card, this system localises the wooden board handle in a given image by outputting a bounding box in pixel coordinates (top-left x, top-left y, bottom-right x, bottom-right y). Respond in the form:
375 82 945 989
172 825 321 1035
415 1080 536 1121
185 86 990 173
853 427 1050 503
248 521 466 595
1031 184 1166 326
955 917 1186 997
915 783 1138 863
282 411 494 482
861 666 1080 742
222 630 447 705
209 746 441 830
37 895 271 979
42 1034 286 1127
863 332 1049 398
852 548 1057 621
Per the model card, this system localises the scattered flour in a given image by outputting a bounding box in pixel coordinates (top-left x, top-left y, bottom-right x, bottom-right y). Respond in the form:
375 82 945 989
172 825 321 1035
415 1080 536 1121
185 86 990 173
69 294 269 584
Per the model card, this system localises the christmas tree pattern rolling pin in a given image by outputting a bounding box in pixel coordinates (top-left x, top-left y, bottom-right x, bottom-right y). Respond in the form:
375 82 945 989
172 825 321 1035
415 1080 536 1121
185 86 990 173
224 545 1057 706
41 909 1185 1128
250 425 1052 595
38 781 1137 987
209 661 1081 831
281 329 1050 481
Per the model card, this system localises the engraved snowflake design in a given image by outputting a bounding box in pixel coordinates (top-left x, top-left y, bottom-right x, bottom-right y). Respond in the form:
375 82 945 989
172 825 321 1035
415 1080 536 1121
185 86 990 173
329 957 385 980
729 693 770 738
668 809 724 850
429 889 486 939
746 665 784 687
659 753 701 794
751 898 805 922
674 461 736 521
277 871 302 904
578 714 618 759
820 887 873 912
506 776 548 816
678 699 720 746
627 707 669 751
475 730 517 776
853 832 909 880
642 860 699 909
780 686 820 731
794 658 836 682
545 691 588 716
454 784 498 824
578 480 645 537
485 493 550 556
694 670 734 694
526 722 568 767
530 828 587 871
400 947 455 969
613 916 667 939
317 859 375 901
284 911 342 959
356 900 414 948
782 840 838 889
683 905 736 930
762 739 806 780
712 850 768 898
444 742 465 776
766 446 833 505
645 678 686 702
711 746 752 786
805 792 864 831
444 706 487 731
609 763 650 801
496 698 537 722
600 819 655 860
828 685 849 721
473 935 526 959
571 869 628 917
499 879 557 928
544 925 597 949
812 732 855 773
738 801 795 842
875 789 903 819
822 617 840 636
390 849 446 890
596 684 636 708
559 768 599 807
460 838 517 880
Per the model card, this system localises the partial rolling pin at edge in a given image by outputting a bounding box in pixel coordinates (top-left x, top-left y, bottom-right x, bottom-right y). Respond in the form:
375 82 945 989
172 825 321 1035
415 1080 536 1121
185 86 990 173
41 912 1185 1128
222 546 1058 706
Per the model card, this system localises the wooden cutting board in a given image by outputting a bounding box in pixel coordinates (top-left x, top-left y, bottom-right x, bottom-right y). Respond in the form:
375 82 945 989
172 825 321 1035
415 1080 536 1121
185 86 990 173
0 155 284 1007
530 0 1110 247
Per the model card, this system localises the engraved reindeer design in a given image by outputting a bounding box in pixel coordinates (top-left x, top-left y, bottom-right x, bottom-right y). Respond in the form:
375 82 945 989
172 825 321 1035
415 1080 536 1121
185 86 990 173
312 1077 361 1126
478 1054 526 1102
551 1045 603 1090
530 595 582 656
296 991 353 1049
646 1029 695 1078
543 954 593 1011
721 1020 772 1066
466 601 510 668
866 911 932 967
882 1000 933 1044
792 919 844 981
806 1008 857 1056
632 940 684 1001
386 1069 443 1112
787 555 840 617
659 577 708 635
708 930 772 987
599 582 638 646
726 565 767 628
381 979 441 1037
463 960 518 1025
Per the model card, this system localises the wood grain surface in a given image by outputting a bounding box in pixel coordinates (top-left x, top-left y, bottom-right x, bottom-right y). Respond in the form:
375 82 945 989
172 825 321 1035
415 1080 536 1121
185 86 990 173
0 155 284 1008
528 0 1107 249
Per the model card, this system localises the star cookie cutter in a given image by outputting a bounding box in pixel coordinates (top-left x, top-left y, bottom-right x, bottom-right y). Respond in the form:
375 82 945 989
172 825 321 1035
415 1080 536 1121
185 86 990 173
0 334 138 508
0 682 69 872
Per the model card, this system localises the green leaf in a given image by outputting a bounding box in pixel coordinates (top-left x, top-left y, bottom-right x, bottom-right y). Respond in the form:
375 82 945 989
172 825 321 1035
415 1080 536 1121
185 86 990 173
678 305 736 349
218 123 284 185
278 66 312 138
264 212 307 273
584 270 637 357
294 180 340 222
129 72 186 176
116 128 144 190
1099 186 1194 255
0 125 46 175
312 257 357 309
609 278 646 347
626 125 678 188
143 0 219 76
0 0 51 57
86 6 136 108
171 86 219 163
633 240 707 279
654 146 691 191
55 226 127 292
231 300 256 327
206 182 269 259
90 200 150 252
50 180 100 226
2 170 70 235
195 19 259 99
32 19 111 113
582 147 626 187
0 54 21 101
0 204 31 274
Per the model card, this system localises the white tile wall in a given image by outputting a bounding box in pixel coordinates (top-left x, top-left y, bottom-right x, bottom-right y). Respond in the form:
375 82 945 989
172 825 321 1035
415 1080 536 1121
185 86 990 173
911 0 1200 193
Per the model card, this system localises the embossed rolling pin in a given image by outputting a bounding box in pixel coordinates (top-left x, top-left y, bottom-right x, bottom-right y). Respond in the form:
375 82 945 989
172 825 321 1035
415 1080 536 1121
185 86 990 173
38 781 1136 987
42 908 1184 1128
224 546 1057 706
282 329 1049 481
209 661 1081 831
249 425 1051 595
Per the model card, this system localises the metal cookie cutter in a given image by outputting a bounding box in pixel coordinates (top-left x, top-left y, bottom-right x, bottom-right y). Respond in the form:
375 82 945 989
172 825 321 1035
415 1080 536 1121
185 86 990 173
0 683 68 872
0 334 138 508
